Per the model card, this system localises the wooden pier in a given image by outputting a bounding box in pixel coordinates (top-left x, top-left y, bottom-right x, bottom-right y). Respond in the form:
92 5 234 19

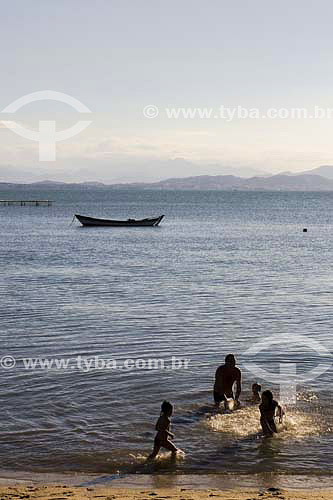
0 200 53 206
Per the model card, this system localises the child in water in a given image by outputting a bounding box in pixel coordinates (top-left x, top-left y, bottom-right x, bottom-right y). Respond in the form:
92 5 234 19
251 383 261 403
148 401 179 459
259 390 284 437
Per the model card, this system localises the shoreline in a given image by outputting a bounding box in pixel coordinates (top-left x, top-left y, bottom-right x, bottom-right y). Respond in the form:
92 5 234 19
1 471 333 490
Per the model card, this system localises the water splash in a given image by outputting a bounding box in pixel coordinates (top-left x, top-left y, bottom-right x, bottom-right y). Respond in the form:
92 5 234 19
205 406 261 438
204 405 325 440
297 390 319 403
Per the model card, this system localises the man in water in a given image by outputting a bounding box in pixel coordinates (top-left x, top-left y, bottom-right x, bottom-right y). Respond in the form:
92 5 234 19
213 354 241 409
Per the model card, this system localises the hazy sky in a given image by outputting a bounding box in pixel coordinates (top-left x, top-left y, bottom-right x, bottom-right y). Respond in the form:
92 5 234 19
1 0 333 182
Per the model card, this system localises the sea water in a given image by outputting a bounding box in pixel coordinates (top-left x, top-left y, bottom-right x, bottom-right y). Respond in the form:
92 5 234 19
0 188 333 476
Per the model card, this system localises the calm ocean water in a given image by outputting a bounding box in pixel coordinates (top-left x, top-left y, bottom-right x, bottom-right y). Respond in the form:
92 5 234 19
1 188 333 477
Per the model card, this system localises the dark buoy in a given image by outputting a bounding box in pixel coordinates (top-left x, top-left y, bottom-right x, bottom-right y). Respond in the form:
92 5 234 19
303 228 308 232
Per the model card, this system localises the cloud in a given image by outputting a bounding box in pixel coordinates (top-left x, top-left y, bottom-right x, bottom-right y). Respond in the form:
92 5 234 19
0 121 15 129
0 120 28 129
1 118 333 179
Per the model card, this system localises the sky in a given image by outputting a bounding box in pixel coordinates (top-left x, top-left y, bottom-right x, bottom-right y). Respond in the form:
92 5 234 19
1 0 333 182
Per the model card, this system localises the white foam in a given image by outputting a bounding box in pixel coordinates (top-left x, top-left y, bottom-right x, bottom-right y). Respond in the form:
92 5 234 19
205 406 261 438
204 405 323 439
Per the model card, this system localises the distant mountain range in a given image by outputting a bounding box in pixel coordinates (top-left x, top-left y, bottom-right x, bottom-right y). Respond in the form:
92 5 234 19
128 173 333 191
0 159 269 184
280 165 333 180
2 165 333 191
2 172 333 191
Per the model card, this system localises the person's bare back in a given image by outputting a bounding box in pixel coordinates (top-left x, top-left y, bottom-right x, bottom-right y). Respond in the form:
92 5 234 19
213 354 241 407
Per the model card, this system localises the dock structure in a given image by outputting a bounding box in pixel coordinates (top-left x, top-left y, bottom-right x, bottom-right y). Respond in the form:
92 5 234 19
0 200 53 206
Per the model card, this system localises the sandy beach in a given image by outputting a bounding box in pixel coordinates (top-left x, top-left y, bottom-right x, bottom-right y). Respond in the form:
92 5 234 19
0 484 333 500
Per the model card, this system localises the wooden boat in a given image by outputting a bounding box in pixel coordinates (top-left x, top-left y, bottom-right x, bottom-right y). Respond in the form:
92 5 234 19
75 214 164 227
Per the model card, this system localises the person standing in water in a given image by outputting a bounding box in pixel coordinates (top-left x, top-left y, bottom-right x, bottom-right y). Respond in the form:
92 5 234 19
259 390 284 437
213 354 242 408
148 401 179 459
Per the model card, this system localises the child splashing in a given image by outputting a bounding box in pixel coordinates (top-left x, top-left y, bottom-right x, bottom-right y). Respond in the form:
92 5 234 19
148 401 181 459
259 390 284 437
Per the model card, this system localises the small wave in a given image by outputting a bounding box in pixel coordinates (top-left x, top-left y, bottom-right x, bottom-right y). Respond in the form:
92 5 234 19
130 450 185 463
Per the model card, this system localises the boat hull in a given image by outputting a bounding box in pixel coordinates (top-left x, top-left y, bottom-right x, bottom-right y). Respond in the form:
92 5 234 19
75 214 164 227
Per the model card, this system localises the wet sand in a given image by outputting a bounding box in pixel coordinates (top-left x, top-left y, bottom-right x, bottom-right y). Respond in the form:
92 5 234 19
0 484 333 500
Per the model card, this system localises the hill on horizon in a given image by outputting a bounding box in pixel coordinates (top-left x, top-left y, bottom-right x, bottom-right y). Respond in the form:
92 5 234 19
0 160 270 185
3 171 333 191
